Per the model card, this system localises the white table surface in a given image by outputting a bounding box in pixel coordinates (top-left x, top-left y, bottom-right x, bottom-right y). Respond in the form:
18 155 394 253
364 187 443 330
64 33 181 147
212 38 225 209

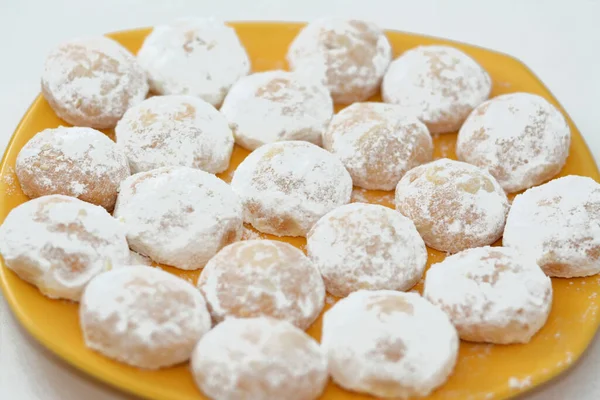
1 0 599 399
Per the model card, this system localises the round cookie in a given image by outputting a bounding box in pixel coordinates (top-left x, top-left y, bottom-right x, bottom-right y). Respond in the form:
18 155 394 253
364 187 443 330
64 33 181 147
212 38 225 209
323 102 433 190
424 247 552 344
230 141 352 237
220 70 333 150
395 158 509 253
114 166 243 270
198 240 325 330
115 95 234 173
80 265 211 369
0 195 129 301
137 18 250 106
307 203 427 297
382 45 491 133
16 126 130 210
322 290 459 398
191 317 328 400
287 18 392 104
41 36 148 129
457 92 571 193
504 175 600 278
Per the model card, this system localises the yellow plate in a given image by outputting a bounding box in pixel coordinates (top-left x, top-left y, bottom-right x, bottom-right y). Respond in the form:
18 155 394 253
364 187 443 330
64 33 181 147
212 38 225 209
1 22 599 400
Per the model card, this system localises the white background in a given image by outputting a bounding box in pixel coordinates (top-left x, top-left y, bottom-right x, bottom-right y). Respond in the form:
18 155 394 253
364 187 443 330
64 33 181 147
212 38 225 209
0 0 599 399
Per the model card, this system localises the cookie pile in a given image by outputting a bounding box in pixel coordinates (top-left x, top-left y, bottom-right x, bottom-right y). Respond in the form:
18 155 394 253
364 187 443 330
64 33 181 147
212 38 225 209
1 17 597 400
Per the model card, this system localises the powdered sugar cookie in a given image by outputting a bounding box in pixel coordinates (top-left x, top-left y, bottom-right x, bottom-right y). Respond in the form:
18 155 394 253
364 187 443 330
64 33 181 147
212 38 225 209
115 95 233 173
395 158 509 253
80 265 211 369
322 290 458 398
198 240 324 329
42 36 148 129
307 203 427 297
424 247 552 344
231 141 352 237
287 18 392 104
16 127 130 210
0 195 129 301
457 93 571 193
220 70 333 150
191 317 328 400
382 45 491 133
323 102 433 190
137 18 250 106
114 167 243 270
504 175 600 277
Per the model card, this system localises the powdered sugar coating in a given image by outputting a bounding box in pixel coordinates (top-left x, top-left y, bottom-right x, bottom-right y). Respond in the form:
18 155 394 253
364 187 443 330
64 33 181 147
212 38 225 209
80 265 211 369
395 158 509 253
457 92 571 193
115 95 233 173
42 36 148 129
424 246 552 344
231 141 353 237
128 250 152 266
322 290 458 399
287 18 392 104
198 240 325 330
220 70 333 150
114 167 243 270
504 175 600 278
382 45 491 133
16 127 130 210
137 18 250 106
323 102 433 190
0 195 129 301
191 317 328 400
307 203 427 297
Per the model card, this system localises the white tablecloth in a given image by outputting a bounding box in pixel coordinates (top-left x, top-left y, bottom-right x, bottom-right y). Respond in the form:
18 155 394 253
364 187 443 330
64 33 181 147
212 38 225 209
1 0 599 399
